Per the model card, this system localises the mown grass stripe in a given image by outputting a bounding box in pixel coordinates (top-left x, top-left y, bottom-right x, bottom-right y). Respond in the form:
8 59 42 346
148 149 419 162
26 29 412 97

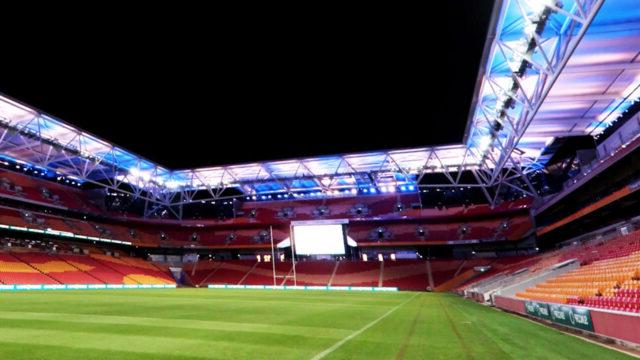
0 327 315 360
0 291 405 308
0 311 351 338
310 293 419 360
395 295 427 360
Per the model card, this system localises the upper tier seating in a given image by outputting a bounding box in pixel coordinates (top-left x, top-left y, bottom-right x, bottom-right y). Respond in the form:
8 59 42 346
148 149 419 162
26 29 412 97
0 170 100 212
0 184 532 250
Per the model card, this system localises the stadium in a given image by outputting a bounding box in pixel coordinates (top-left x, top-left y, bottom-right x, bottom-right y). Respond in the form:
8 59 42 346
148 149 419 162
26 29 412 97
1 0 640 359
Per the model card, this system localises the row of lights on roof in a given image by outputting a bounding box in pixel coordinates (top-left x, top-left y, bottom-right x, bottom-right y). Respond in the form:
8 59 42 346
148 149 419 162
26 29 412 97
421 187 473 193
1 158 82 187
199 199 237 205
594 98 640 140
244 185 417 201
13 164 48 176
108 192 131 197
55 176 82 186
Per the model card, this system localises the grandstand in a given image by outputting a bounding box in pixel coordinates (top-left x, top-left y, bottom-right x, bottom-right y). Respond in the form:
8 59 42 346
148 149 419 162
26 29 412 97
1 0 640 359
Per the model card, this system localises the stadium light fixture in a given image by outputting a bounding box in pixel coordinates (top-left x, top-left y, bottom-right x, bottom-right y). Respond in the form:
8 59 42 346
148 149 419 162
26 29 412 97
164 180 181 189
526 0 558 15
523 21 538 37
507 39 530 72
128 167 141 177
478 136 492 152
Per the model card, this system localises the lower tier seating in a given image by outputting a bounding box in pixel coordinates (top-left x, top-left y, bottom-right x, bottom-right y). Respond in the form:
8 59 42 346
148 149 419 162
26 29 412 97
189 259 432 290
90 254 175 285
290 261 337 286
382 260 429 291
330 261 381 287
0 250 175 285
468 230 640 314
11 252 98 284
204 261 256 285
0 252 59 285
517 250 640 311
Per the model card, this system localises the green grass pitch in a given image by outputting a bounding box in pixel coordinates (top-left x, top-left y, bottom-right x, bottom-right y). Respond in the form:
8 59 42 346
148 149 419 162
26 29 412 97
0 289 633 359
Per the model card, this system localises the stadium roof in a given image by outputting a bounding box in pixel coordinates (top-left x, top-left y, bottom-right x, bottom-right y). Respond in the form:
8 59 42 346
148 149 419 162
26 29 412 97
466 0 640 170
0 0 638 207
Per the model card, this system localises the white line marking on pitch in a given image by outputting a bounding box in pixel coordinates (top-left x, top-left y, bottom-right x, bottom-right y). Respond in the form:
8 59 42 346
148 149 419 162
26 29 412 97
310 293 420 360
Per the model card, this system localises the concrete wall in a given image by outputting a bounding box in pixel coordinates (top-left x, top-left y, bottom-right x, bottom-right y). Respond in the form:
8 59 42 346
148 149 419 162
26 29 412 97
494 295 640 346
493 261 579 298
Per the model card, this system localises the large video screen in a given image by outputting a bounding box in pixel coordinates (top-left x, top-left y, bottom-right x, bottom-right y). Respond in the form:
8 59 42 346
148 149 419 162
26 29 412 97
293 224 346 255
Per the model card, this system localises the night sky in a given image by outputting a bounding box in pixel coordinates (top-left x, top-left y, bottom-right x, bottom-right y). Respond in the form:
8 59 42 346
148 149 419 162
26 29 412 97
0 2 494 169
